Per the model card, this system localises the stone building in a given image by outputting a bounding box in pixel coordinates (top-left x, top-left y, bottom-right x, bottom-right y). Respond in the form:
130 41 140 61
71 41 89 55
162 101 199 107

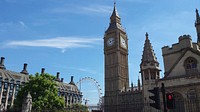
0 57 82 110
104 3 143 112
55 73 82 105
142 9 200 112
104 2 200 112
0 57 29 110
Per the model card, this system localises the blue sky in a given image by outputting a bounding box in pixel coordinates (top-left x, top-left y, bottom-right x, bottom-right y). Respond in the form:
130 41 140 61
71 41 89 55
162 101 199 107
0 0 199 105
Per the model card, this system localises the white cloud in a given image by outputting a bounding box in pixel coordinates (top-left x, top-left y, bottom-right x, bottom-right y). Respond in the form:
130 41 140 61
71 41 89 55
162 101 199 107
5 37 102 52
0 21 28 32
78 68 98 75
18 21 26 27
50 4 112 15
80 5 112 14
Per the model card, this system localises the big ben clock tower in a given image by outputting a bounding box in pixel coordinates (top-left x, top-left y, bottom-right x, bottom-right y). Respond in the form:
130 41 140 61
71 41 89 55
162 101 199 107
104 3 129 112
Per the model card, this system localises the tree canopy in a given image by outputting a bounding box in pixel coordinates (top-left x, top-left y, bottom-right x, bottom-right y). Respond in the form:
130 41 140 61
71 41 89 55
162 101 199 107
14 73 65 112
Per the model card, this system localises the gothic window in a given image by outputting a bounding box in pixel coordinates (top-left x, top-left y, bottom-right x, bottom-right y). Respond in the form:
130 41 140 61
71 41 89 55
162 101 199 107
187 89 196 101
10 83 14 90
4 83 8 89
150 70 156 79
144 71 149 80
15 84 20 97
184 57 198 75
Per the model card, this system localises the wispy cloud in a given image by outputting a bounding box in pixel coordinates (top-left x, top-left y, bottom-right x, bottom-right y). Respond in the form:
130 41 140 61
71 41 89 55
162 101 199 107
0 21 28 32
63 67 100 75
78 68 98 75
80 5 112 14
50 4 112 15
4 37 102 52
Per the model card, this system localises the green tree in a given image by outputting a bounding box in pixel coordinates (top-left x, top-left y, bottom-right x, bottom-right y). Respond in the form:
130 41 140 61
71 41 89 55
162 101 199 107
14 73 65 112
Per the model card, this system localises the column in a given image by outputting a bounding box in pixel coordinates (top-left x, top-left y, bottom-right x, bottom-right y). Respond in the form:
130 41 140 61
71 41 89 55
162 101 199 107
11 84 16 107
5 83 10 110
70 94 72 104
0 83 4 103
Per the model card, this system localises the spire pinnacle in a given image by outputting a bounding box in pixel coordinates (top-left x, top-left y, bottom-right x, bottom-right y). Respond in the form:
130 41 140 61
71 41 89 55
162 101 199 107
106 1 124 32
196 9 200 21
141 32 159 66
196 8 200 24
195 8 200 46
145 32 149 40
110 1 120 23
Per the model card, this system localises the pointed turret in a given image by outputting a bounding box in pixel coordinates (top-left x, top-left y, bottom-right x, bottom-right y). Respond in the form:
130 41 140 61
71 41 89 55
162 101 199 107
141 32 159 67
140 32 161 106
140 32 160 84
195 9 200 46
106 2 124 32
110 2 120 24
196 9 200 22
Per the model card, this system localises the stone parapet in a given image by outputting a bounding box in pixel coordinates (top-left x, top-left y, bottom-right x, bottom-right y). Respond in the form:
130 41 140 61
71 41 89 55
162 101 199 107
162 35 196 55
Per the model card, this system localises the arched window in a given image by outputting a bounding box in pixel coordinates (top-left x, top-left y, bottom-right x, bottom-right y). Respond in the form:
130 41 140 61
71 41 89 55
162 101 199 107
184 57 198 75
150 70 156 79
144 71 149 80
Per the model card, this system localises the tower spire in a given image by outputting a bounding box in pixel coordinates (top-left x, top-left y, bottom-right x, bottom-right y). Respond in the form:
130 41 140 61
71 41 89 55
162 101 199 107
110 1 120 24
195 8 200 46
141 32 159 65
196 9 200 20
106 1 124 32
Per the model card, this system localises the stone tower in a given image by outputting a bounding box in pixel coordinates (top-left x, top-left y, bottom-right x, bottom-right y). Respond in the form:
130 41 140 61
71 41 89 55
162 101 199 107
104 3 129 112
140 33 160 106
195 9 200 46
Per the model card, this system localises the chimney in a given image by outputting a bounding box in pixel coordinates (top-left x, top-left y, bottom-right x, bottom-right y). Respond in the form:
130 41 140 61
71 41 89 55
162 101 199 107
20 63 29 75
56 72 60 79
61 78 64 82
56 72 60 81
41 68 45 74
69 76 75 85
71 76 73 82
0 57 6 69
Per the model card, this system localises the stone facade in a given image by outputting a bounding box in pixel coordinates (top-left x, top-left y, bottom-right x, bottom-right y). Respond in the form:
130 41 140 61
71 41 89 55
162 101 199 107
0 58 82 110
104 3 143 112
104 3 200 112
142 9 200 112
0 57 29 110
56 75 82 106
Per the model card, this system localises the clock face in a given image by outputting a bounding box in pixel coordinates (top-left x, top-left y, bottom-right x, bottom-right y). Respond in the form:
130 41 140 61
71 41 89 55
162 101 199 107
107 37 115 46
120 36 127 48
